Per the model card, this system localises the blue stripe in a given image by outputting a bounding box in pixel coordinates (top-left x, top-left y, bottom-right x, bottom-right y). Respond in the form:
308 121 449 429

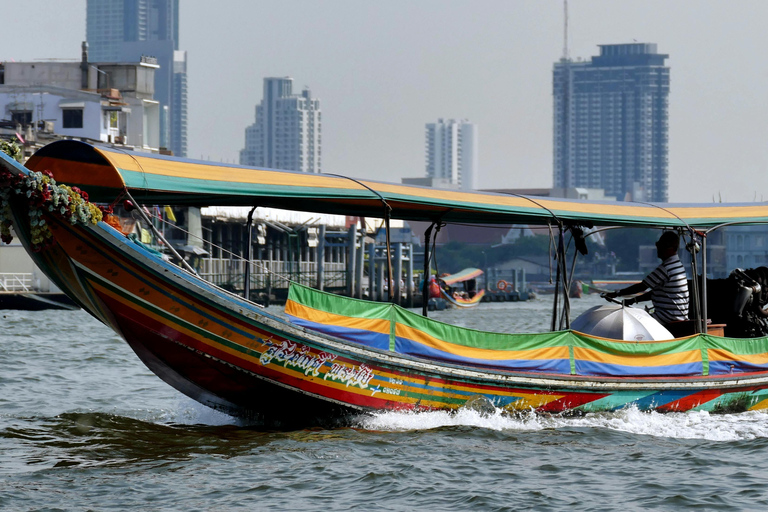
709 360 768 375
575 360 703 377
394 338 571 374
287 316 390 350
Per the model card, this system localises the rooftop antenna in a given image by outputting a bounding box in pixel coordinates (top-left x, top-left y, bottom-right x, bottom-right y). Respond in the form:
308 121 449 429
562 0 569 60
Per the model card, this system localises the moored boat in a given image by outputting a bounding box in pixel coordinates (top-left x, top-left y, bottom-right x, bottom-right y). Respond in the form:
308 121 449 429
437 268 485 308
4 140 768 424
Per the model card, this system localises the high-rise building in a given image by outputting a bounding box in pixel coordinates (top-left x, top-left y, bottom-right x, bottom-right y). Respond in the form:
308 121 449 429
425 119 478 191
553 43 669 202
86 0 187 157
240 77 322 173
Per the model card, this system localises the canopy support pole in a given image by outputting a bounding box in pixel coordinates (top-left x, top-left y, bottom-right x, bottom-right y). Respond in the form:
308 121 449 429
701 234 708 334
551 223 563 331
558 228 571 330
125 190 198 276
561 243 578 329
385 208 393 302
687 230 702 334
422 223 435 316
244 206 256 300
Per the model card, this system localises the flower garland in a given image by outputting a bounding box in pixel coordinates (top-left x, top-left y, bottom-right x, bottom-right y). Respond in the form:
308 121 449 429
0 167 104 251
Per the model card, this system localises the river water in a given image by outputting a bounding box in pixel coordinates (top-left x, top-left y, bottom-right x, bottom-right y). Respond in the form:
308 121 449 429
3 294 768 510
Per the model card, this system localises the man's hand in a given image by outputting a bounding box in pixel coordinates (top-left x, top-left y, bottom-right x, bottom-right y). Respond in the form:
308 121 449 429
603 290 619 300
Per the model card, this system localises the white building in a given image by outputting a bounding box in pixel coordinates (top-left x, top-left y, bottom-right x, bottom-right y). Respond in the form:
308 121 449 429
0 52 160 150
240 77 321 173
425 118 478 191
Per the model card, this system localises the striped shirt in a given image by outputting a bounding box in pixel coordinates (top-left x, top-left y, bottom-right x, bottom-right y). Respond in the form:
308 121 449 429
642 254 689 324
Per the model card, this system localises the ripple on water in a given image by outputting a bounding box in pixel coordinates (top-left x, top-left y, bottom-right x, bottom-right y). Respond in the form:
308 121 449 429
4 300 768 510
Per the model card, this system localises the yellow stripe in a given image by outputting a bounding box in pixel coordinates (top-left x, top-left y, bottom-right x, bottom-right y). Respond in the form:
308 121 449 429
708 349 768 365
395 323 569 361
100 150 363 190
285 300 391 335
749 398 768 411
573 346 701 367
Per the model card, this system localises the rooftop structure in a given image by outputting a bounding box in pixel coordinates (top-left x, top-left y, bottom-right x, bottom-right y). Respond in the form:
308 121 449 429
0 48 161 153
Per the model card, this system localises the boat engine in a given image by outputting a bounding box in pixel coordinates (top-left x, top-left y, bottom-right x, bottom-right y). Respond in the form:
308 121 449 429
704 267 768 338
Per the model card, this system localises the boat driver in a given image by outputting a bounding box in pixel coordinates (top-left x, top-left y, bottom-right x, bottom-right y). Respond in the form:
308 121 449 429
604 231 689 325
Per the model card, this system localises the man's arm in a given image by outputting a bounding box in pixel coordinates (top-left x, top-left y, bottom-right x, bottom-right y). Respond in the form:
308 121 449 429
604 282 648 299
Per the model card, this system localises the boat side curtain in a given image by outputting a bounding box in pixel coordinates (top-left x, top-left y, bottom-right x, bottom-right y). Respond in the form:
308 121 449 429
570 333 705 377
705 335 768 375
286 284 395 351
285 284 768 377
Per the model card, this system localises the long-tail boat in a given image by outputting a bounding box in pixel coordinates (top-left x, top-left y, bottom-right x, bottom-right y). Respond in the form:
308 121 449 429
438 268 485 308
4 140 768 424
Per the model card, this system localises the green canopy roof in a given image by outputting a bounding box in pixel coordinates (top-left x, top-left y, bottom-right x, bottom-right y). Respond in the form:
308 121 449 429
23 140 768 230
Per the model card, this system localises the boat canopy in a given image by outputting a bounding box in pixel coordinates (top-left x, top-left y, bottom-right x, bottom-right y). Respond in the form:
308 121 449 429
440 268 483 286
25 140 768 229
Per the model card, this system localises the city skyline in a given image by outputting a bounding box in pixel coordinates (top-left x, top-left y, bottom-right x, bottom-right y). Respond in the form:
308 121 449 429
4 1 768 203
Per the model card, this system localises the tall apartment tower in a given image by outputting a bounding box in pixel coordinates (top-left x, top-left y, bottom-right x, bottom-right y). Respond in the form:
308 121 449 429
86 0 187 157
240 77 322 173
553 43 670 202
425 119 478 191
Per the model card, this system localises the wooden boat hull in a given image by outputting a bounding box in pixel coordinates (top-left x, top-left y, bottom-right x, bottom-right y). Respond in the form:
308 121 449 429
10 206 768 422
439 288 485 308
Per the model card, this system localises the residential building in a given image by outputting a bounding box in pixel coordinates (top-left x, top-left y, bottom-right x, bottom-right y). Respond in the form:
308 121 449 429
723 226 768 271
553 43 670 202
240 77 322 173
0 48 161 151
86 0 187 156
425 118 477 191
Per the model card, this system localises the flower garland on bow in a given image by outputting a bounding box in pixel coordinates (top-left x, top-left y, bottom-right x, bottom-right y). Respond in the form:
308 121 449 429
0 167 104 251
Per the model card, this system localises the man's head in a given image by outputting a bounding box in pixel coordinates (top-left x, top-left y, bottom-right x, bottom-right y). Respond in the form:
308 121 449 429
656 231 679 259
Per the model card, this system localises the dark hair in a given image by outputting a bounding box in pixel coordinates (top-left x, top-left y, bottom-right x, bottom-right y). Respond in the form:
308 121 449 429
656 231 679 249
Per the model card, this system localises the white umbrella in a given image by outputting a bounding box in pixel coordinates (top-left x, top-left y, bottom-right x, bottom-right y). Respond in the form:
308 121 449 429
570 304 674 341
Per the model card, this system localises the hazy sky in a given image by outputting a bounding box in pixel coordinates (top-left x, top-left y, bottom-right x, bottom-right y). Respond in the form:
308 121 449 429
5 0 768 203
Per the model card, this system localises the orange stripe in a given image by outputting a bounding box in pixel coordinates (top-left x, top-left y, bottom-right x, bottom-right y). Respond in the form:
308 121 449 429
573 346 700 367
708 349 768 365
285 300 391 335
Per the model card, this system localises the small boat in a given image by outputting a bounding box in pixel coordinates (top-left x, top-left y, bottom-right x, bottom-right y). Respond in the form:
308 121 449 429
437 268 485 308
4 140 768 425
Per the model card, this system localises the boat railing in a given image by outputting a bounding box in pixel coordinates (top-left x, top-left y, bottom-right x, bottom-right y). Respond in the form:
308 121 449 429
0 273 34 292
199 258 347 290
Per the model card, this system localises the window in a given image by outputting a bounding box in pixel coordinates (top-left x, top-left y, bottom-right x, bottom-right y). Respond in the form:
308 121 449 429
62 109 84 129
11 111 32 126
